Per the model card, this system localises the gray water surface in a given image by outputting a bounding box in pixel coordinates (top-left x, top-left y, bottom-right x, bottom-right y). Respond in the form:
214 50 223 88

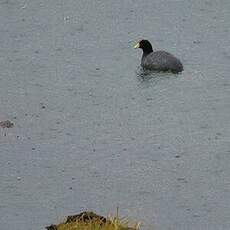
0 1 230 230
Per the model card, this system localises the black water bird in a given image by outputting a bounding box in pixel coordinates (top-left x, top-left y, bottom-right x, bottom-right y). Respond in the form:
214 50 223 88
134 40 183 73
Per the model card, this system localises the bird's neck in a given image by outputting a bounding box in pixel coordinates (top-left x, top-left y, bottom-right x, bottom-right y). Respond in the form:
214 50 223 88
142 50 153 56
143 48 153 55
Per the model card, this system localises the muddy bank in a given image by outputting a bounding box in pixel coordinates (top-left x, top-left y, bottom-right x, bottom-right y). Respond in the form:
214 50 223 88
46 211 137 230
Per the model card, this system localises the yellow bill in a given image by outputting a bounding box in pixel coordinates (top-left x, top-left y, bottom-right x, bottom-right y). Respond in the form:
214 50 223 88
134 42 140 49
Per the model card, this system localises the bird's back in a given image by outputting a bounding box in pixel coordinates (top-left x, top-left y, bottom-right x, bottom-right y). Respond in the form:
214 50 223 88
141 50 183 73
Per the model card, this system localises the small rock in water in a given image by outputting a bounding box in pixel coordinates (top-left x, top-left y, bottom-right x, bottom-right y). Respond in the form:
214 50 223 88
0 120 14 128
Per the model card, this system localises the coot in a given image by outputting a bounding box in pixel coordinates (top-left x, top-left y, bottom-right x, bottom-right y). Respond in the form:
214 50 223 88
134 40 183 73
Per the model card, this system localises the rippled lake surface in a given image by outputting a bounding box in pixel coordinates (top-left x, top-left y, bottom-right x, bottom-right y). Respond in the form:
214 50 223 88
0 1 230 229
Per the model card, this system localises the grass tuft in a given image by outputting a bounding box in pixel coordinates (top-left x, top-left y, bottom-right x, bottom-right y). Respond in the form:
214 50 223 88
46 211 141 230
